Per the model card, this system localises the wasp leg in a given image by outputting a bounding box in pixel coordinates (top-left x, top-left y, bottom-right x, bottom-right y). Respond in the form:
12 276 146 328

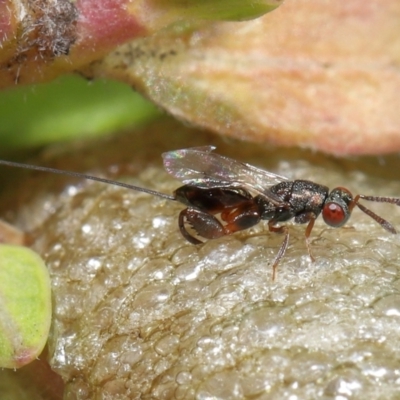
268 221 289 281
222 201 261 234
179 202 262 245
295 211 317 263
304 216 316 262
179 208 226 244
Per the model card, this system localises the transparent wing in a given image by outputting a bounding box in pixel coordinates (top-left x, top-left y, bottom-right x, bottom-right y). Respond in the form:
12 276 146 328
162 146 288 203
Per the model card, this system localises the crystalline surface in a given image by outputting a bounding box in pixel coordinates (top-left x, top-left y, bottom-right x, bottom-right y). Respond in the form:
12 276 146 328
2 119 400 399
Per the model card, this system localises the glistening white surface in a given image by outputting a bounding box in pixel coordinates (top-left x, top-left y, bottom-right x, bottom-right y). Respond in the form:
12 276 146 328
3 120 400 399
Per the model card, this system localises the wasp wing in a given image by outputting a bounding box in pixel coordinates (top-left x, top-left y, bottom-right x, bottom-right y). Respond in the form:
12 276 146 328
162 146 288 204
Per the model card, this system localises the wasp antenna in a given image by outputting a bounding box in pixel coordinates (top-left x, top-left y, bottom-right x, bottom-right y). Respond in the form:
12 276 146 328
359 195 400 207
0 159 176 201
356 202 397 234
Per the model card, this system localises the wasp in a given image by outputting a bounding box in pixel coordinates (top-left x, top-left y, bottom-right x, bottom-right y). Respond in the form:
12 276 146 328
1 146 399 280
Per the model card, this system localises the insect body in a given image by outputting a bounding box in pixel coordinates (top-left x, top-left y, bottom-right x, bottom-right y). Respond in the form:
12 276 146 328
1 146 399 280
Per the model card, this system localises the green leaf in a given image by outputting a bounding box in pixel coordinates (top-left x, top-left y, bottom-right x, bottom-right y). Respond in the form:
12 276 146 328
0 245 51 369
152 0 283 21
0 75 161 151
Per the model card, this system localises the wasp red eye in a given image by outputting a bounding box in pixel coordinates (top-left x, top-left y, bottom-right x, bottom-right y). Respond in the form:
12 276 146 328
322 202 349 227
